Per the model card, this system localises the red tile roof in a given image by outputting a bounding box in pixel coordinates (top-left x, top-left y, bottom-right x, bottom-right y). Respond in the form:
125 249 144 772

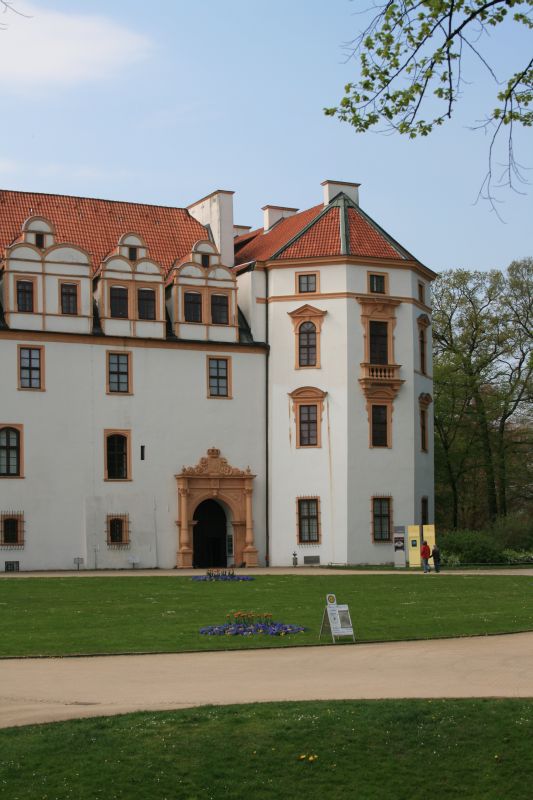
0 190 208 276
234 197 413 266
278 208 341 259
346 207 404 261
234 204 323 264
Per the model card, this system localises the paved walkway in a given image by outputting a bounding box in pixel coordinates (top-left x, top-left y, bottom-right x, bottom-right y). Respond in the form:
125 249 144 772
2 567 533 577
1 632 532 729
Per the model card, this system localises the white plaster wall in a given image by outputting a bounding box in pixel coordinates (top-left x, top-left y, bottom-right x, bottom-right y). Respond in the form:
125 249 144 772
235 269 266 342
268 273 350 566
188 192 235 268
0 338 266 571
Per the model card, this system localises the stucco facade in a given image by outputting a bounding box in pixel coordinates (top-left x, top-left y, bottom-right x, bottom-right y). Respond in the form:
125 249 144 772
0 181 435 570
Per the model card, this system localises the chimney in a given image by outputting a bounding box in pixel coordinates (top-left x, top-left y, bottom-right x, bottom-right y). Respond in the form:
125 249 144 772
262 205 298 232
187 189 235 267
234 224 252 238
321 179 360 206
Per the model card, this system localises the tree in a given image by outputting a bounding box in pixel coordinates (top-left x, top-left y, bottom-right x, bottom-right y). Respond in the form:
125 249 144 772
432 262 533 528
325 1 533 207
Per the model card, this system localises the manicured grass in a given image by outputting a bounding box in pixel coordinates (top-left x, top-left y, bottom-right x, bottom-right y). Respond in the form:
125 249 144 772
1 700 532 799
1 574 532 657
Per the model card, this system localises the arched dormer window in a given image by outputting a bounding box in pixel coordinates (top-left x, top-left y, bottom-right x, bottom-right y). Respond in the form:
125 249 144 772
118 234 147 262
191 240 218 269
22 217 55 249
0 427 21 477
298 321 317 367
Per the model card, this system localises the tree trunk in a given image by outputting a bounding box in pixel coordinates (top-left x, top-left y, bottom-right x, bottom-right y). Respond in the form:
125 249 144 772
471 388 498 521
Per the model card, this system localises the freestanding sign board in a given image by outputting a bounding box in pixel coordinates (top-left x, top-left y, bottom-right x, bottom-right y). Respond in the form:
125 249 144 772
393 525 406 568
320 593 355 643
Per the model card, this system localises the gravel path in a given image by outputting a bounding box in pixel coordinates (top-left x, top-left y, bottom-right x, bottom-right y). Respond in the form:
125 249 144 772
1 632 532 729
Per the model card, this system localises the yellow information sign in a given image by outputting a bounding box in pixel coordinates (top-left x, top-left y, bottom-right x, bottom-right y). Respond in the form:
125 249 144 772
408 525 437 567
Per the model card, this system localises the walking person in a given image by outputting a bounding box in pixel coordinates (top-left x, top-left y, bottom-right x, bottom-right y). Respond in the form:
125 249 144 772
432 543 441 573
421 540 431 573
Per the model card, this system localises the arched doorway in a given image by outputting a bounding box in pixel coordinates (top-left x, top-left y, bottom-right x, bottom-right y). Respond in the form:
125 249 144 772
193 499 227 568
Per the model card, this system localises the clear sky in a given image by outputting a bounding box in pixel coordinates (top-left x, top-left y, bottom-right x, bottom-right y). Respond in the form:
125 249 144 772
1 0 531 272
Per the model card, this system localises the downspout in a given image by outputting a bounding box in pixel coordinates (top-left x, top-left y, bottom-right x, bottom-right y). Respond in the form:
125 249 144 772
265 264 270 566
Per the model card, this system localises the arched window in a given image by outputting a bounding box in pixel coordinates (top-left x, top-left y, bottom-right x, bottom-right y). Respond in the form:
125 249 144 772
298 322 316 367
419 327 426 374
0 427 20 477
106 434 128 480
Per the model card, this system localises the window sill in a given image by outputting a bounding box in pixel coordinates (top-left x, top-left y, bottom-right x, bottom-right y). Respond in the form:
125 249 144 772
104 478 132 482
107 543 131 549
207 395 233 400
0 475 24 480
0 544 24 549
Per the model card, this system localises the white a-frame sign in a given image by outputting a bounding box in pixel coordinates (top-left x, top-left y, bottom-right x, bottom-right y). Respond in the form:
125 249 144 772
319 593 355 643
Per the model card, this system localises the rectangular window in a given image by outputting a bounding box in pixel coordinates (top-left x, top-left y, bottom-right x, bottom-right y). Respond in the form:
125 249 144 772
137 288 156 320
421 497 429 525
373 497 392 541
19 347 43 390
107 352 131 394
60 283 78 315
128 246 138 262
1 513 24 546
371 405 388 447
420 408 428 452
211 294 229 325
418 282 425 304
184 292 202 323
16 280 34 312
369 321 389 364
369 274 386 294
106 514 130 545
299 404 318 447
298 274 317 293
110 286 129 319
208 357 230 397
298 498 320 543
105 431 131 480
201 253 210 268
35 232 45 249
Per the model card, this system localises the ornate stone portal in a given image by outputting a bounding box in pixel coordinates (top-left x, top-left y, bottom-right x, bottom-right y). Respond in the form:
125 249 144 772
175 448 258 568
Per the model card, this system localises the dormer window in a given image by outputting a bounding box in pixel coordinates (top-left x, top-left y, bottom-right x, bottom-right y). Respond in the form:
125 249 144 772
128 246 138 262
201 254 210 268
35 232 45 249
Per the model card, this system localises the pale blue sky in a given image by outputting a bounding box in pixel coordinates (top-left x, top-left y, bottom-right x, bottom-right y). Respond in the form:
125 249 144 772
1 0 531 272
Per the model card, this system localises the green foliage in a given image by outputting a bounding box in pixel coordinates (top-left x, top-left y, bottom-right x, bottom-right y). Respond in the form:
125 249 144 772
325 1 533 201
433 262 533 528
1 575 533 658
1 700 533 799
439 515 533 562
439 529 506 563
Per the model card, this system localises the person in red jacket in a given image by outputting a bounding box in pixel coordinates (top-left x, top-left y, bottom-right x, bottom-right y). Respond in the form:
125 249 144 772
421 541 431 573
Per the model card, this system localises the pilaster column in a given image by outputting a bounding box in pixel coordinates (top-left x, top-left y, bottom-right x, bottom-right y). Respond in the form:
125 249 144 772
176 480 193 568
242 478 258 566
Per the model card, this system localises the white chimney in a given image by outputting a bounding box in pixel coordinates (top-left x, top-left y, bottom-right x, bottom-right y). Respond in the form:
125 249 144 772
234 224 252 238
262 205 298 232
187 189 235 267
321 179 360 206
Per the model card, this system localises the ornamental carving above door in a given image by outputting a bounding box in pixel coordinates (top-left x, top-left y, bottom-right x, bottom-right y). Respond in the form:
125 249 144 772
175 447 258 568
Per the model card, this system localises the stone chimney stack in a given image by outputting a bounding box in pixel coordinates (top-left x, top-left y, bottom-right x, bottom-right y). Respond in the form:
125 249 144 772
262 205 298 232
188 189 235 267
321 179 360 206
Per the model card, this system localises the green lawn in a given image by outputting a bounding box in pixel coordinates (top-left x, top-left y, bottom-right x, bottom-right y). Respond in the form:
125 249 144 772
1 700 532 799
1 574 532 657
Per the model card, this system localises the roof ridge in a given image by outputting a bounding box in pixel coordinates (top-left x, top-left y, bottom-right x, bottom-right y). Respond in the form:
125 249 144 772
344 198 414 261
0 188 192 213
270 203 334 260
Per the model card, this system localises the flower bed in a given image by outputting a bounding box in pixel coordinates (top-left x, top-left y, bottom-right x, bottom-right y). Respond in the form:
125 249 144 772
192 569 254 582
200 611 305 637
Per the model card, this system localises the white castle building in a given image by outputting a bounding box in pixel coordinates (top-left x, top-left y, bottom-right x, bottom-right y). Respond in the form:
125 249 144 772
0 180 435 570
